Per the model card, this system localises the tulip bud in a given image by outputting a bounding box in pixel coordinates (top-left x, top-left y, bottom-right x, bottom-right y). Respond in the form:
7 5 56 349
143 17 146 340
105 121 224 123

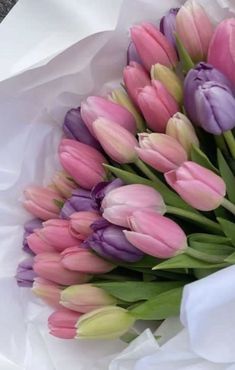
91 179 123 210
69 211 102 239
52 171 77 198
61 246 115 274
60 284 117 313
27 232 57 254
48 309 82 339
33 252 92 285
109 88 145 131
60 188 95 219
16 258 36 287
32 277 62 308
92 118 138 164
160 8 179 47
84 219 143 263
151 63 183 104
176 0 213 62
23 218 42 254
124 210 187 258
59 139 107 189
80 96 136 136
23 186 64 221
208 18 235 85
102 184 166 228
166 113 199 156
127 42 143 65
63 107 101 149
165 161 226 211
137 80 179 132
130 22 177 71
136 133 187 173
123 62 151 107
76 306 135 340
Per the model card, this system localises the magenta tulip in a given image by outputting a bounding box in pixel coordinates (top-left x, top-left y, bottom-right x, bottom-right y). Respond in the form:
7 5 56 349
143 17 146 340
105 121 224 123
123 62 151 106
69 211 101 239
48 309 82 339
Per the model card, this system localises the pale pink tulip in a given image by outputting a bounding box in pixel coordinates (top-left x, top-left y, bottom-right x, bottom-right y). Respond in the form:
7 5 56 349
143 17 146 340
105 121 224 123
52 171 77 198
32 277 63 309
69 211 101 239
123 62 151 106
48 309 82 339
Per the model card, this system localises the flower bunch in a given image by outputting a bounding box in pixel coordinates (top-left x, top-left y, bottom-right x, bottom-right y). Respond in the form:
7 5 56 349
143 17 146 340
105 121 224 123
17 0 235 342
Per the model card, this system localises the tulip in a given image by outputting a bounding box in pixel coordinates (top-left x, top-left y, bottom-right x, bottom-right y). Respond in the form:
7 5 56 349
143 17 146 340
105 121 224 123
60 188 95 219
59 139 107 189
52 171 77 198
101 184 166 228
48 309 82 339
23 218 42 254
92 118 138 164
123 62 151 106
166 112 199 156
61 246 115 274
27 232 57 254
130 22 177 71
84 219 143 263
195 81 235 135
60 284 117 313
127 41 143 65
33 252 92 285
136 133 187 173
76 306 135 340
176 0 213 62
91 179 123 210
165 161 226 211
32 277 62 308
124 210 187 258
151 63 183 104
80 96 136 136
184 62 233 123
63 107 101 149
208 18 235 85
137 80 179 132
109 88 145 131
160 8 179 47
69 211 102 239
16 258 36 287
23 186 64 221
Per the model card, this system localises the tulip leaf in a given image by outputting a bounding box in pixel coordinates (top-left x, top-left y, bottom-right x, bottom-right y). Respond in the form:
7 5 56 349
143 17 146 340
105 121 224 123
217 149 235 203
217 217 235 246
189 241 234 257
130 287 183 320
225 252 235 263
53 199 65 209
175 34 194 74
190 145 219 173
189 233 232 245
153 253 228 270
193 267 222 279
94 281 186 303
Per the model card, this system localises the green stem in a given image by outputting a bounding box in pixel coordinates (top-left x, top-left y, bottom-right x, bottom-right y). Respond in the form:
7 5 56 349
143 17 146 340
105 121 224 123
214 135 229 154
221 198 235 216
166 206 223 234
135 159 161 182
223 130 235 159
175 33 194 73
185 247 225 263
121 164 135 173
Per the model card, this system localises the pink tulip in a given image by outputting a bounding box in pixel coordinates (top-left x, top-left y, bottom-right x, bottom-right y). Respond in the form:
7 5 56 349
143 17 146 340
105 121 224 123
23 186 63 221
165 161 226 211
60 284 117 313
92 118 138 164
123 62 151 106
61 247 115 274
69 211 101 239
33 252 92 285
48 309 82 339
32 277 62 309
124 210 187 258
52 171 77 198
176 0 213 62
27 232 57 254
80 96 136 136
59 139 107 189
137 80 179 132
102 184 166 228
130 22 178 70
208 18 235 85
136 133 187 173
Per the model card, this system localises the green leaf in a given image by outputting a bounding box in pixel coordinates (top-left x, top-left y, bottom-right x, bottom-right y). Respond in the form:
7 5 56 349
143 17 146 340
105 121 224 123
130 287 183 320
217 217 235 246
191 145 218 173
53 199 64 209
175 34 194 74
189 233 231 245
225 251 235 263
193 267 222 279
153 253 228 270
217 149 235 203
94 281 186 302
189 241 234 257
122 255 160 269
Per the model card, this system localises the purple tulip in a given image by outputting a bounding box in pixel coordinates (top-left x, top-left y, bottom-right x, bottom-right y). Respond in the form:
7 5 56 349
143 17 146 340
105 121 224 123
23 218 42 254
127 42 143 66
83 219 143 263
16 258 36 287
63 107 101 150
91 179 123 210
184 62 233 123
60 188 95 219
160 8 179 48
195 81 235 134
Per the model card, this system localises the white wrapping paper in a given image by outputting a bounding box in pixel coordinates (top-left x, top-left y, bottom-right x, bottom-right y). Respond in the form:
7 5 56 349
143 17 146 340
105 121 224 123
1 0 235 369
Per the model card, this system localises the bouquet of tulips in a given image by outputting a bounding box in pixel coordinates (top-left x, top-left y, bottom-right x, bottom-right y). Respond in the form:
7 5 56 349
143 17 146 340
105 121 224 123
16 0 235 342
